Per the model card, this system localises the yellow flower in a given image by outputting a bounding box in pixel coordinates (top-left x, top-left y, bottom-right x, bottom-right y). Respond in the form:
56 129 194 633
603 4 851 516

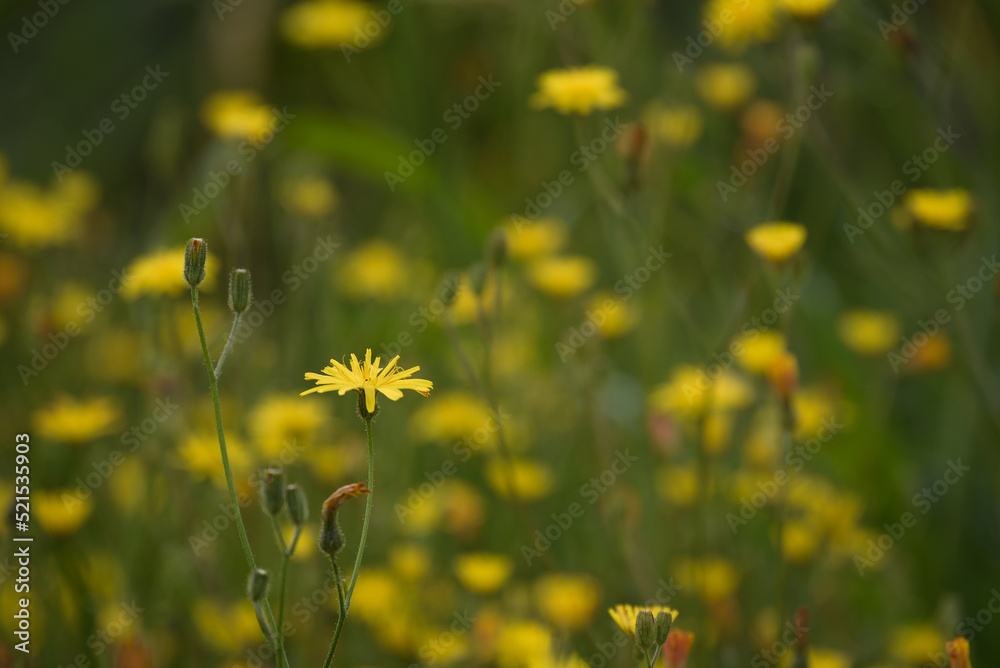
497 620 553 668
334 239 409 300
409 391 496 443
527 256 597 299
281 0 379 49
799 648 852 668
535 574 601 630
904 189 973 230
35 490 94 536
782 520 822 564
736 330 787 374
388 543 431 581
192 598 260 652
674 556 740 602
643 104 704 149
33 395 121 443
656 464 700 507
200 90 275 140
648 366 754 418
348 569 401 622
530 66 626 115
608 604 678 639
587 291 638 338
907 331 952 373
890 624 945 664
178 432 252 481
838 310 900 355
695 63 757 110
121 246 219 300
486 457 554 501
301 348 432 415
705 0 779 50
454 553 513 595
281 176 339 217
947 637 971 668
0 173 100 248
745 221 807 263
503 218 568 260
781 0 836 19
250 394 325 457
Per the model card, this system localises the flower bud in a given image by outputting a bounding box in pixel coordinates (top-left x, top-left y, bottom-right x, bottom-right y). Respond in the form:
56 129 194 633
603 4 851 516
286 484 308 526
767 351 799 402
487 228 507 268
654 610 673 646
184 238 208 287
247 568 270 602
468 261 487 296
319 482 371 558
228 268 253 314
262 468 285 516
947 637 971 668
663 630 694 668
634 610 655 650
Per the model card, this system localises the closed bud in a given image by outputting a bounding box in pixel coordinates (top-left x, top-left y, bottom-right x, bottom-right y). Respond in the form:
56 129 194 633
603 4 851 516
262 468 285 516
319 482 371 558
247 568 270 602
487 228 507 268
286 484 308 526
654 610 673 646
634 610 655 650
228 268 253 314
468 261 487 296
184 238 208 287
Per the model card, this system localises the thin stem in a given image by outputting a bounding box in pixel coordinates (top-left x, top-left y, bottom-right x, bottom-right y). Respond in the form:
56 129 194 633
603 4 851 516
272 515 291 664
190 287 288 668
322 561 348 668
214 312 242 377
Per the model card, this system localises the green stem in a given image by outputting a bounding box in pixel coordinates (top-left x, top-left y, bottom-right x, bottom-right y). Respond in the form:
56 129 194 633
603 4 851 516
272 515 292 665
214 312 242 377
322 561 348 668
190 286 288 668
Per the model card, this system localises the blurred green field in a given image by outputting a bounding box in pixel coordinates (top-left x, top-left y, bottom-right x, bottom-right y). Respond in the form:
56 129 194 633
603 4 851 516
0 0 999 667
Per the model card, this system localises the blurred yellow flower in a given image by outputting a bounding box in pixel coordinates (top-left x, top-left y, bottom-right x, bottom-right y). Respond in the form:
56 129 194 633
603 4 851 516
782 520 822 564
838 310 900 355
648 366 754 418
281 176 339 217
530 66 626 115
527 256 597 299
35 490 93 536
608 604 678 639
503 218 568 260
301 348 432 414
535 573 601 630
121 246 219 300
798 649 852 668
736 330 787 374
33 395 121 443
674 556 740 602
200 90 275 141
656 464 700 507
705 0 779 50
890 624 945 664
281 0 378 49
443 480 486 538
192 598 260 652
587 291 637 338
904 189 973 230
781 0 836 19
497 620 553 668
0 173 100 248
486 457 554 501
250 394 325 457
907 331 952 373
644 104 704 149
178 432 252 481
349 569 401 622
792 386 839 439
389 543 431 581
695 63 757 110
409 391 495 443
745 221 807 263
334 239 410 300
454 553 513 595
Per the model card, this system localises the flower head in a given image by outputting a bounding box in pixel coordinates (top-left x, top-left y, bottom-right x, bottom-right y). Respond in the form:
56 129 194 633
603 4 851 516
904 189 973 230
781 0 837 19
530 66 626 115
947 637 971 668
608 604 678 639
454 552 513 594
301 348 432 416
745 221 807 264
662 629 695 668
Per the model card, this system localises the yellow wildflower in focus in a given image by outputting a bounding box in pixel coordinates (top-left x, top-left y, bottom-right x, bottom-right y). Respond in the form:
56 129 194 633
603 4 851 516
33 395 121 443
334 239 409 301
736 330 786 374
301 348 433 414
35 490 93 536
409 391 495 443
745 221 807 264
781 0 837 19
695 63 757 110
200 91 275 141
947 637 971 668
535 574 601 630
838 310 900 355
121 246 219 300
644 104 704 149
656 464 700 507
389 543 431 581
497 620 553 668
281 176 339 217
250 394 325 457
587 291 637 339
178 432 252 481
527 256 597 299
705 0 779 50
904 189 973 230
454 553 513 595
503 218 568 260
674 556 740 602
608 604 678 639
486 457 554 501
782 520 822 564
281 0 378 49
891 624 945 664
530 66 626 115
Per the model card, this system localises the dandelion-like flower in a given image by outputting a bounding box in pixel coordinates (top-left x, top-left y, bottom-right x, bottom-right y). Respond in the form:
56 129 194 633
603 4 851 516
947 637 971 668
744 221 807 264
301 348 432 415
607 604 678 639
530 66 626 115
